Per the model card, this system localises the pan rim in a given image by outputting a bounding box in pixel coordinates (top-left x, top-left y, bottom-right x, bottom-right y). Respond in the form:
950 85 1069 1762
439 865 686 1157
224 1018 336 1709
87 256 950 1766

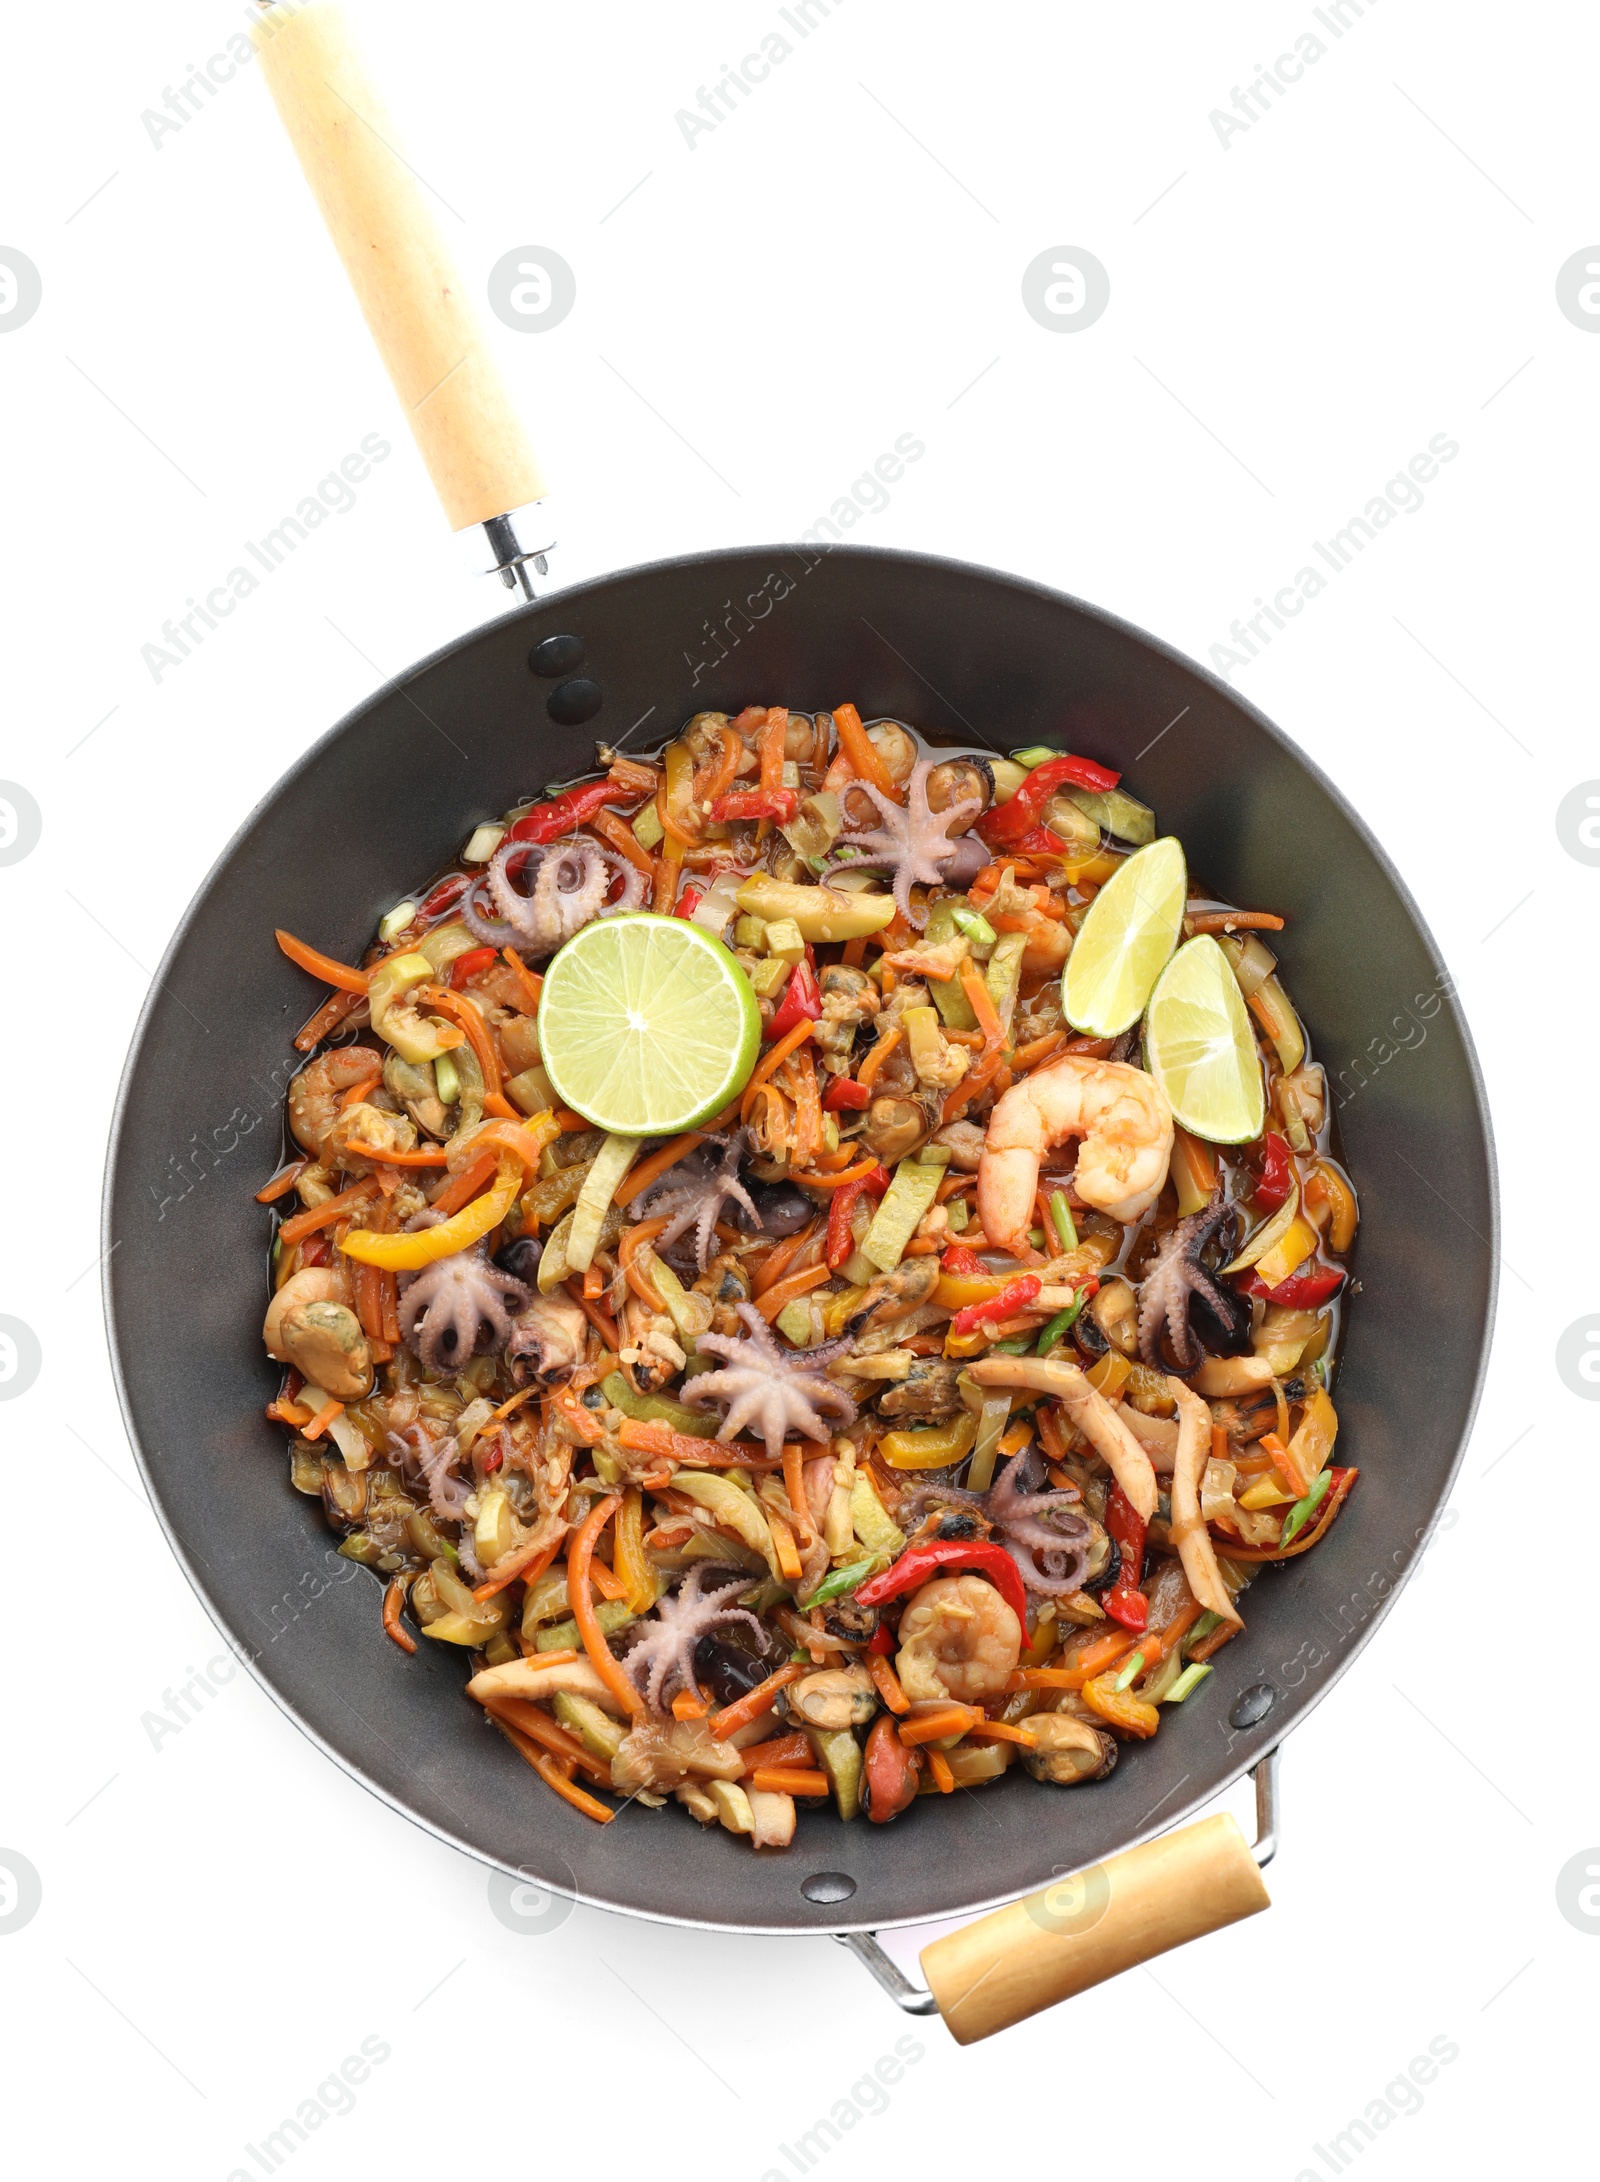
101 539 1499 1935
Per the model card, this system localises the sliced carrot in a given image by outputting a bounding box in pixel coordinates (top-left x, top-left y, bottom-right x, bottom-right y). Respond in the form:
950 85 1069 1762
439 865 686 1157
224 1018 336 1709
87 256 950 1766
419 984 502 1096
1259 1428 1308 1500
471 1533 558 1604
275 927 369 993
1012 1029 1066 1072
670 1690 710 1722
614 1416 781 1470
619 1219 672 1310
831 702 897 796
753 1223 818 1297
793 1155 886 1191
428 1151 498 1219
614 1131 707 1208
295 988 364 1052
255 1161 308 1204
301 1398 344 1442
866 1651 910 1716
746 1018 814 1095
587 1556 628 1604
960 961 1004 1050
856 1023 903 1092
897 1704 980 1746
343 1142 450 1167
568 1494 645 1720
748 1766 830 1798
382 1577 417 1655
766 1511 804 1584
498 945 544 1012
737 1731 812 1773
966 1718 1039 1747
497 1720 617 1820
379 1271 401 1346
925 1749 956 1793
709 1662 805 1739
338 1070 382 1110
753 1263 832 1326
480 1695 612 1785
277 1178 378 1248
587 805 657 881
1187 909 1284 935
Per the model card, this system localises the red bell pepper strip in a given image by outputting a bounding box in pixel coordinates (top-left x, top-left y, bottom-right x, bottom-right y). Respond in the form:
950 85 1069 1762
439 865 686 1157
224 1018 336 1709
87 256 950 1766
1253 1132 1295 1211
940 1243 989 1278
709 787 797 824
825 1162 890 1270
764 953 823 1043
977 753 1121 848
822 1074 871 1112
866 1618 895 1655
674 884 705 920
855 1538 1029 1628
1240 1264 1346 1308
1101 1484 1148 1632
1004 824 1075 859
949 1274 1041 1337
508 779 628 844
418 873 470 922
449 945 499 989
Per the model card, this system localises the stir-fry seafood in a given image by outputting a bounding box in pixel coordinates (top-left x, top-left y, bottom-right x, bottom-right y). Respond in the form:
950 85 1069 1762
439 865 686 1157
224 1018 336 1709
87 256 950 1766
258 703 1359 1846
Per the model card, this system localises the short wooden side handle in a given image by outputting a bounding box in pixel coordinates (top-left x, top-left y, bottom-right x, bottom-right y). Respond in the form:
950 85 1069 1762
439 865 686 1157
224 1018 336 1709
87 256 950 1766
919 1812 1269 2045
251 0 545 531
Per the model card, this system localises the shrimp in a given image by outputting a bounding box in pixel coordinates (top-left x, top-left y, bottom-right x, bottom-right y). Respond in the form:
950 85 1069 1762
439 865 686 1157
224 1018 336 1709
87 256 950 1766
978 1055 1174 1249
895 1573 1022 1704
288 1046 380 1162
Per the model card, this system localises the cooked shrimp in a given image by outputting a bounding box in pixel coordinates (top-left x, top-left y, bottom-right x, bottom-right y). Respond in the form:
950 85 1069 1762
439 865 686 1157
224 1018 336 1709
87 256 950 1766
978 1055 1174 1246
895 1573 1022 1704
288 1046 380 1162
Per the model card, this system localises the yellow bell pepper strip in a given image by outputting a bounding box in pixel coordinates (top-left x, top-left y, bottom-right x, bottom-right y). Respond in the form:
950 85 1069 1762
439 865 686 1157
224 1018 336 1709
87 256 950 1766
1253 1214 1318 1290
340 1155 522 1270
879 1412 979 1471
1305 1159 1359 1253
1221 1183 1301 1274
612 1488 656 1615
1080 1670 1160 1739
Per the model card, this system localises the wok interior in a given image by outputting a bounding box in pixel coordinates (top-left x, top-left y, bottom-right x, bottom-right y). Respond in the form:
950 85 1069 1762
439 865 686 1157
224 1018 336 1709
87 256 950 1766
105 546 1493 1933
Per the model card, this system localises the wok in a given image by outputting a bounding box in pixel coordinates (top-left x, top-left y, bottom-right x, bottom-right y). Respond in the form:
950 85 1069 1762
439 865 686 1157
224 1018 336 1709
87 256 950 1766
103 3 1496 2041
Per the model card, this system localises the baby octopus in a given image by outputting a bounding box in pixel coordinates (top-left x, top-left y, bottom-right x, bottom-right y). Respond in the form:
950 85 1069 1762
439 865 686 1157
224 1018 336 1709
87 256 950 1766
682 1303 858 1463
460 838 646 959
824 758 988 928
638 1132 761 1272
397 1236 530 1374
1136 1201 1253 1372
615 1563 767 1716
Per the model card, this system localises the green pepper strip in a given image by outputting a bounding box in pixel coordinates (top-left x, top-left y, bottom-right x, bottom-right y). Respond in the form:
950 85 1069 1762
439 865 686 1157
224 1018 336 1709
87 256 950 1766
1048 1190 1078 1254
1279 1467 1333 1548
1036 1285 1091 1355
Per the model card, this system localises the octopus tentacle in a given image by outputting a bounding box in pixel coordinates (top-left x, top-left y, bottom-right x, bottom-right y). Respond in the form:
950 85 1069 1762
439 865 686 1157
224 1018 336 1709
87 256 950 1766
1136 1202 1252 1373
822 760 983 929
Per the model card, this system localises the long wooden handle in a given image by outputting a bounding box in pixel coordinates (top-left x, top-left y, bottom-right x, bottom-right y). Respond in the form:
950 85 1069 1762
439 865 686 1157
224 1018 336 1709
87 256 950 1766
251 0 545 531
919 1813 1269 2045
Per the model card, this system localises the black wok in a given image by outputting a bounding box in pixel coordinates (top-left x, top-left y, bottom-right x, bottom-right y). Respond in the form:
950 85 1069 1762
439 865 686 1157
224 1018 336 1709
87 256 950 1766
104 538 1495 1945
103 2 1495 2034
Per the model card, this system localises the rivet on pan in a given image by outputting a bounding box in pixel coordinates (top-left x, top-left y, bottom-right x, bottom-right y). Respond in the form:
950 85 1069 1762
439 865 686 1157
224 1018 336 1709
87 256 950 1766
1229 1684 1276 1730
801 1872 857 1905
547 677 602 726
529 632 586 677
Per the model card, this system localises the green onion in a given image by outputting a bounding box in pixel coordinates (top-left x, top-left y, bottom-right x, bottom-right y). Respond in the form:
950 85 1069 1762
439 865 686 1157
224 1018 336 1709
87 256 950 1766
1009 744 1064 769
1279 1467 1333 1548
1036 1285 1090 1355
1028 1227 1047 1249
1048 1190 1078 1254
990 1335 1033 1356
1163 1663 1213 1704
800 1555 878 1609
1113 1649 1146 1691
950 903 998 947
1187 1608 1223 1646
433 1052 460 1104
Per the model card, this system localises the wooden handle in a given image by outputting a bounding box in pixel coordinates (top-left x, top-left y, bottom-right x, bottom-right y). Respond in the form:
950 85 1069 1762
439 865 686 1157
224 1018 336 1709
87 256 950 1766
251 0 545 531
919 1813 1269 2045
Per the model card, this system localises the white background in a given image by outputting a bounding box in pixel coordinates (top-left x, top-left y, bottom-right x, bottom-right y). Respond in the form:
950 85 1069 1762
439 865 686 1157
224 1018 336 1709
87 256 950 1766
1 2 1593 2175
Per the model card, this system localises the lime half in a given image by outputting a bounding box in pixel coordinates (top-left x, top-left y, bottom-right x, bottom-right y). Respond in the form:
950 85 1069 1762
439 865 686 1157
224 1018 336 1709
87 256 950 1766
1063 836 1187 1036
1145 935 1265 1143
538 913 761 1134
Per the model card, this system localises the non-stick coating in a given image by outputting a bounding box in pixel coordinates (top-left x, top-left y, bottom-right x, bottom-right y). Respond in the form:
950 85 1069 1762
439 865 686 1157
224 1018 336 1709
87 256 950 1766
104 544 1495 1935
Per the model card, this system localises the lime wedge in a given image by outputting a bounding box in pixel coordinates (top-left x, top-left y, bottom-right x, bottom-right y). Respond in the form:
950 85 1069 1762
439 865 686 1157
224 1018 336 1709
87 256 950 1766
1063 837 1187 1036
1144 935 1266 1144
538 913 761 1134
